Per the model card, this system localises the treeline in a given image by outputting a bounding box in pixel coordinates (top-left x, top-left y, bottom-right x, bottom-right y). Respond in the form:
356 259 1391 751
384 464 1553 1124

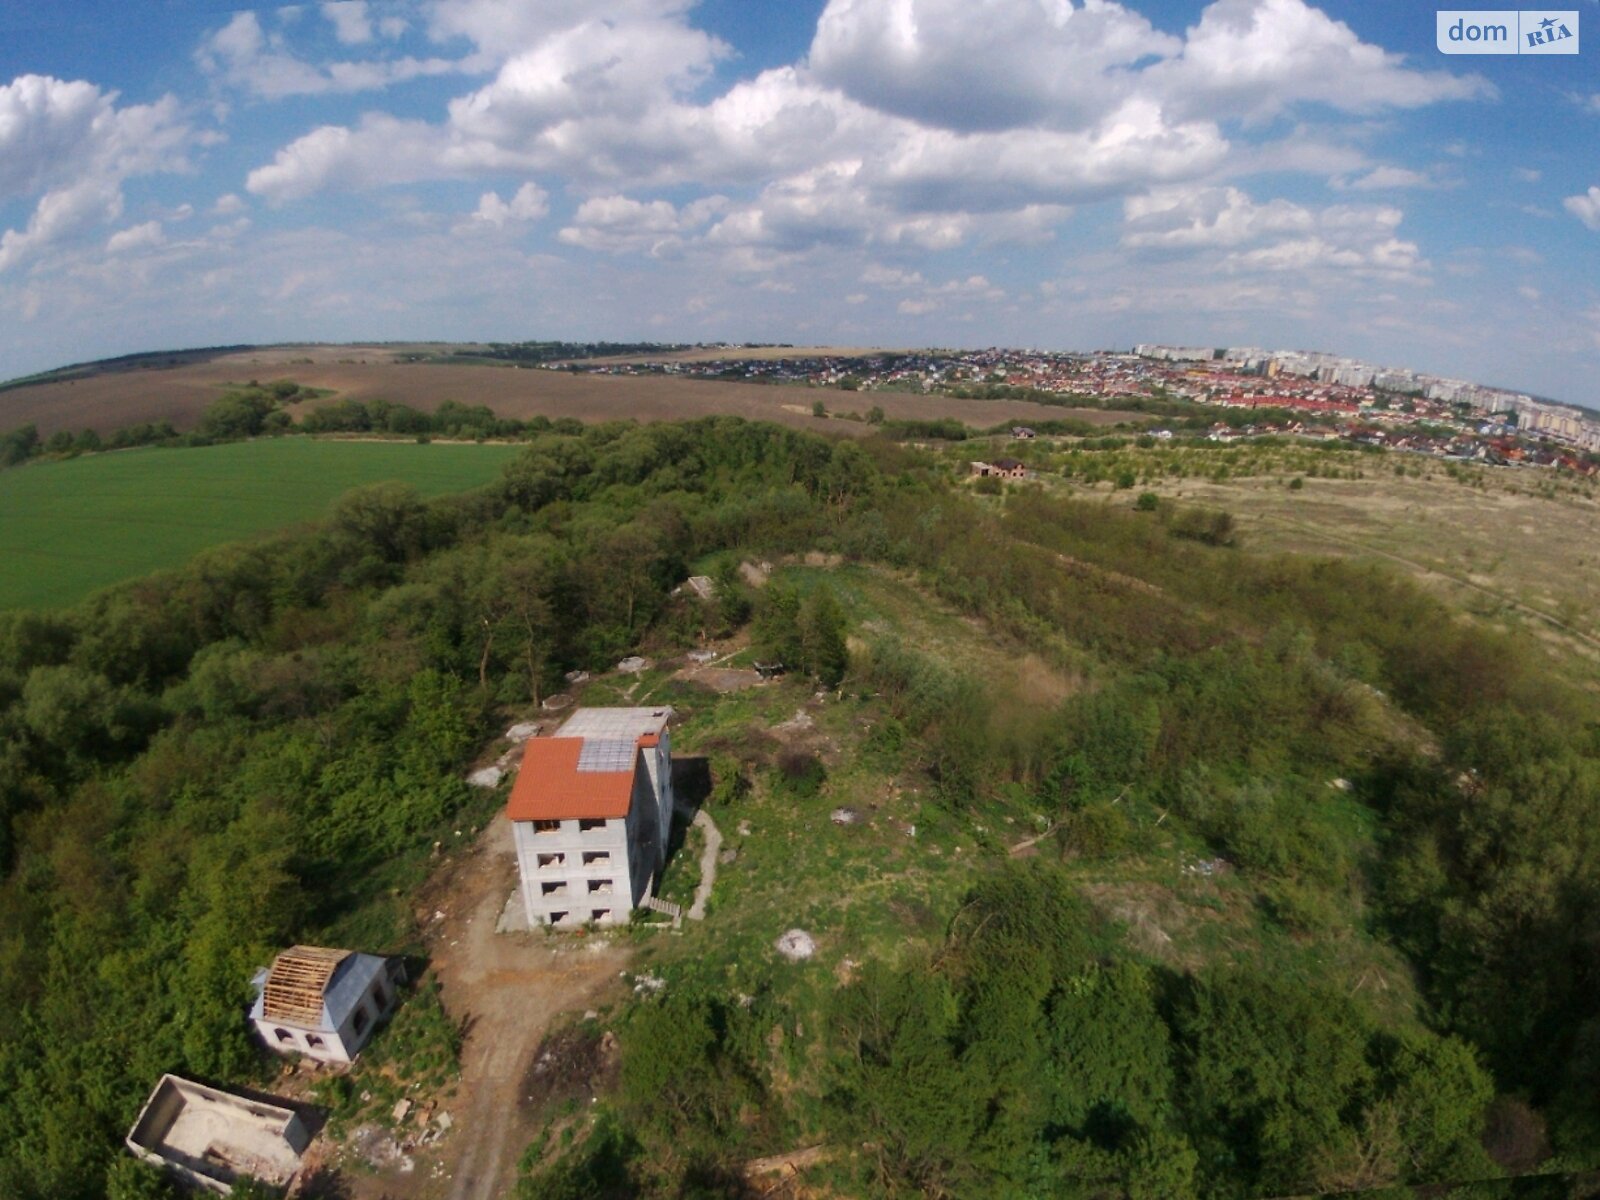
0 420 179 467
445 340 690 364
299 395 573 440
0 379 323 470
0 383 578 473
877 416 971 441
0 418 896 1199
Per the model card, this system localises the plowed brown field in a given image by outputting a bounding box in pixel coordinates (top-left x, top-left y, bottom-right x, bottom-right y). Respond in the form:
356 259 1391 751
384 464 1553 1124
0 344 1139 437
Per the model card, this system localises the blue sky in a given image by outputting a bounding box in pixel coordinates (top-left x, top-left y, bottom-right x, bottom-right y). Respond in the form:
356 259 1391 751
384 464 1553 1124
1 0 1597 401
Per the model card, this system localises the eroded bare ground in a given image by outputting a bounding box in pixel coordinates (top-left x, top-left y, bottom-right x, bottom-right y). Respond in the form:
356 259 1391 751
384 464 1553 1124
343 815 630 1200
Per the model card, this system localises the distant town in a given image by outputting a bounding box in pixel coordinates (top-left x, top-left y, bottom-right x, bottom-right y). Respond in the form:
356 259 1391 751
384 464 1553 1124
547 342 1600 472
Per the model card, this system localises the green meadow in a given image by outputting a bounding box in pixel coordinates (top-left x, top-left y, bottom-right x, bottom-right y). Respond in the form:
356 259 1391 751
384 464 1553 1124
0 438 523 610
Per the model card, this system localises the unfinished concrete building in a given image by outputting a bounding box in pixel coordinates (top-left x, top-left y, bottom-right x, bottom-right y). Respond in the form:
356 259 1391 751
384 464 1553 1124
249 945 403 1064
507 706 674 928
125 1074 309 1195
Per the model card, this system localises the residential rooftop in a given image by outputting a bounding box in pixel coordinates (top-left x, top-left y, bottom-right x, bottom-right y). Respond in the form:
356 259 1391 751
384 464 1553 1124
504 707 672 824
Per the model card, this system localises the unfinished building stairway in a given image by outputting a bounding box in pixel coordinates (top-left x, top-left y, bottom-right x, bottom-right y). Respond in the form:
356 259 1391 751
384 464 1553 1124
643 896 682 927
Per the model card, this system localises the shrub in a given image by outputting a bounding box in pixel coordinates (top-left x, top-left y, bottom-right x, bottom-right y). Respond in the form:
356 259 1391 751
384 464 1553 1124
774 748 826 797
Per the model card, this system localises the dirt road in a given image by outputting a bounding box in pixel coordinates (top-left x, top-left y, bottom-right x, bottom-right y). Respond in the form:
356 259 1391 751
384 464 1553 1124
372 815 630 1200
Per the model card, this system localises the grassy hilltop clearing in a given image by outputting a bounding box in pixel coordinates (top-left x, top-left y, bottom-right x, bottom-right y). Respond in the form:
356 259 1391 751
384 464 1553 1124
948 433 1600 666
0 439 523 610
1 418 1598 1200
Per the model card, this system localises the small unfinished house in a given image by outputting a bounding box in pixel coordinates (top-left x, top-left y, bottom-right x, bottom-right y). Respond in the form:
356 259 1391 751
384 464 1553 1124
126 1074 309 1195
508 706 674 929
249 946 403 1064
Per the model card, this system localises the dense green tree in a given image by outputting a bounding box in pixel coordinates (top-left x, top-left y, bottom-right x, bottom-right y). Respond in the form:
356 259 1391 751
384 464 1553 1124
830 964 980 1194
0 423 40 466
799 584 849 687
328 481 428 566
752 581 802 667
196 388 277 440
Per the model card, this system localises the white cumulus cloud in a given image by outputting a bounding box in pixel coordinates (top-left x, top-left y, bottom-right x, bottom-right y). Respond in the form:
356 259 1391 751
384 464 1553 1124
1152 0 1492 121
1344 166 1436 191
105 221 165 254
0 75 195 275
810 0 1179 132
197 10 461 99
1123 184 1426 280
241 0 1488 271
322 1 373 45
1565 186 1600 231
558 194 728 254
465 182 550 228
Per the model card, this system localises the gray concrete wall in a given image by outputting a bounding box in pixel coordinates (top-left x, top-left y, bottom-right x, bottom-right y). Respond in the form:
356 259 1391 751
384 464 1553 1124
513 806 637 928
252 1015 351 1063
328 973 397 1062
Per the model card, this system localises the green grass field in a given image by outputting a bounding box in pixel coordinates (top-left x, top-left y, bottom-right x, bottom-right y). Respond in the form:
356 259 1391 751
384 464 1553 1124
0 438 523 610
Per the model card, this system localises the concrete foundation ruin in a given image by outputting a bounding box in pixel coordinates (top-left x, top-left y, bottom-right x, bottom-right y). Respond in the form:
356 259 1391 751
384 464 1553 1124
125 1074 309 1194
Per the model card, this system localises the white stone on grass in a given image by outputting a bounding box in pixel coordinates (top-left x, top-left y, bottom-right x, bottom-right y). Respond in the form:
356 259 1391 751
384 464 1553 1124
775 929 816 961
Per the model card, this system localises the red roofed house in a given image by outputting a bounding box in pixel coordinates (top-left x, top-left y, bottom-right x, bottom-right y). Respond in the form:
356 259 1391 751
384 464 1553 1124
507 707 674 928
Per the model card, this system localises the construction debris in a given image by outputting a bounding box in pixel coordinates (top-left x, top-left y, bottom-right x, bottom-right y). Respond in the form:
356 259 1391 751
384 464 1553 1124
348 1124 414 1174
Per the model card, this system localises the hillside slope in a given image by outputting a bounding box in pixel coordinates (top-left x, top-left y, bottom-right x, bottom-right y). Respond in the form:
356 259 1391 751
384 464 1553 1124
0 419 1595 1200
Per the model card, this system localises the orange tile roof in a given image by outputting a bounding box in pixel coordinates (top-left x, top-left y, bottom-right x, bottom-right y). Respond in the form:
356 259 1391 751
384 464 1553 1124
506 737 638 822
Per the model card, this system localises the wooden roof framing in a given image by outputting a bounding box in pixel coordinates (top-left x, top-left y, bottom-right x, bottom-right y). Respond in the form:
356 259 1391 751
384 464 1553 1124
261 946 350 1026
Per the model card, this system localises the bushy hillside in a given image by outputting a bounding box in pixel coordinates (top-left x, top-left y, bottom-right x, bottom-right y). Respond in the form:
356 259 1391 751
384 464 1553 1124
0 419 1595 1199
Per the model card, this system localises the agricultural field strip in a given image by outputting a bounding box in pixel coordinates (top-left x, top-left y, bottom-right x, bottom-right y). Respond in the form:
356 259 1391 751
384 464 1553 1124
0 440 522 610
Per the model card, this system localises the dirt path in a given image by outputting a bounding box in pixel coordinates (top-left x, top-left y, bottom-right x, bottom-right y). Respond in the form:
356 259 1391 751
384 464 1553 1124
687 809 722 921
357 816 630 1200
1008 823 1061 857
